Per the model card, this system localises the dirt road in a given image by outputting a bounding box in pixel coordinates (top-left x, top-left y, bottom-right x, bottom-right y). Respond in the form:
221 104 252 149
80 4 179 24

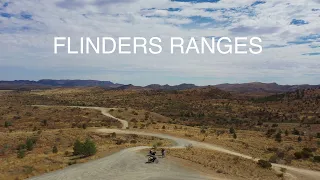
29 146 214 180
30 105 320 180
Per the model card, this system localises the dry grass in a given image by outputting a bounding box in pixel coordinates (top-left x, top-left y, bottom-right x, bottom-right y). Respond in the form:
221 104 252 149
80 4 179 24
108 108 171 128
140 123 320 171
0 105 121 132
168 147 282 180
0 128 172 180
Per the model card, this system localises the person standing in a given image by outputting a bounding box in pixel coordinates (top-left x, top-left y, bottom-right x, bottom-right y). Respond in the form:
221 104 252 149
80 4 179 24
161 148 166 158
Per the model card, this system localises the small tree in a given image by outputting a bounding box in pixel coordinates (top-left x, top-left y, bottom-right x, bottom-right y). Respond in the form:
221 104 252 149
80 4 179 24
73 139 83 156
257 159 272 168
298 136 302 142
229 127 235 134
82 123 87 129
82 139 97 157
275 132 282 142
26 138 34 151
17 149 26 159
4 121 12 128
162 125 166 129
233 132 237 139
285 130 289 136
52 145 58 153
292 128 300 135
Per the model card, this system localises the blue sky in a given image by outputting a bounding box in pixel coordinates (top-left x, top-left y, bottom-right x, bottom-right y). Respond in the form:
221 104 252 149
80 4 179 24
0 0 319 85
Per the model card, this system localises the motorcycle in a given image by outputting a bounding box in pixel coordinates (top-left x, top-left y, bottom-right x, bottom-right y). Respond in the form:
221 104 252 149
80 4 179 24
146 155 159 163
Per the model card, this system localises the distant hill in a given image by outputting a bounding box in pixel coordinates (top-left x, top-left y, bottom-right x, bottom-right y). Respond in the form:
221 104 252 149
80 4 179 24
0 79 122 90
145 83 198 91
214 82 320 94
0 80 319 94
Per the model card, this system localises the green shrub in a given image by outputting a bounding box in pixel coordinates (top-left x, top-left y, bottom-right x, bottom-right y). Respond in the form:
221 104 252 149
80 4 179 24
313 156 320 162
52 145 58 153
298 136 302 142
292 128 300 135
301 149 313 158
17 144 27 150
82 139 97 157
233 132 237 139
72 139 97 157
82 123 87 129
257 159 272 168
26 138 35 151
4 121 12 128
294 149 313 159
229 127 235 134
17 149 26 159
269 155 278 163
68 161 77 166
266 129 277 138
285 130 289 136
73 139 84 156
130 139 137 144
294 152 303 159
111 132 116 138
275 132 282 142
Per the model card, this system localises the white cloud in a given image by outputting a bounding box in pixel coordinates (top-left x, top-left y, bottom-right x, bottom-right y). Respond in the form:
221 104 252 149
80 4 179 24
0 0 319 85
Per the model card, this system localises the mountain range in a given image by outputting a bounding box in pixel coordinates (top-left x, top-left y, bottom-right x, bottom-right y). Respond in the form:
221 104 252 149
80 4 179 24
0 80 319 94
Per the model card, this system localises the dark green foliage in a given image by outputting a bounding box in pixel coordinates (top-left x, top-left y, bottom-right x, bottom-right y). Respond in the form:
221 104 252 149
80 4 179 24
17 144 27 150
275 132 282 142
229 127 235 134
4 121 12 128
269 155 278 163
233 132 237 139
294 152 302 159
266 129 277 138
17 149 26 159
298 136 302 142
73 139 83 156
26 138 35 151
252 94 285 103
314 156 320 162
316 133 320 138
82 139 97 157
257 159 272 168
285 130 289 136
294 148 313 159
271 124 278 128
72 139 97 157
52 145 58 153
130 139 137 144
82 123 87 129
292 128 300 135
111 132 116 138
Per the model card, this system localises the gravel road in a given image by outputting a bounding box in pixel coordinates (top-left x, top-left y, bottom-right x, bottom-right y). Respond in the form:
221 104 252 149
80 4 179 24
30 105 320 180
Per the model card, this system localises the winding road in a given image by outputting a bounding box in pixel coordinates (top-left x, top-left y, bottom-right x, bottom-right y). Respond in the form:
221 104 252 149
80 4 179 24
29 106 320 180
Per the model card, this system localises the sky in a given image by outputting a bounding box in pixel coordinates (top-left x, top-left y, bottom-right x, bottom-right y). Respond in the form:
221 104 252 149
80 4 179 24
0 0 319 85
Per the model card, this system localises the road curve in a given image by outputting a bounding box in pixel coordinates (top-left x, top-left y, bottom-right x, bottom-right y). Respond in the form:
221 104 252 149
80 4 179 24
31 105 320 180
32 105 128 129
